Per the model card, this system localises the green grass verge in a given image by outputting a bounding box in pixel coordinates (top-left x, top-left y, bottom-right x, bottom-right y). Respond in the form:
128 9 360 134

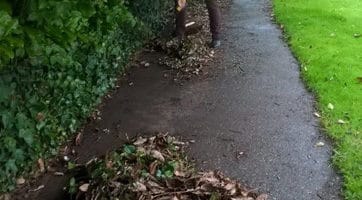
273 0 362 199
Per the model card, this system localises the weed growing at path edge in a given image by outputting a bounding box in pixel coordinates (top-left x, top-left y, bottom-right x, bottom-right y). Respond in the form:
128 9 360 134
273 0 362 199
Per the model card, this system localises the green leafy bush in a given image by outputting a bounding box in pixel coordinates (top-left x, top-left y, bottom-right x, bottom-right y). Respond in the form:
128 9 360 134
125 0 174 31
0 0 172 192
0 10 23 67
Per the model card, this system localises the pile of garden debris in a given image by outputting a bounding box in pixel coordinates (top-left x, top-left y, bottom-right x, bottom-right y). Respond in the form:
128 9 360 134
150 0 229 80
67 134 267 200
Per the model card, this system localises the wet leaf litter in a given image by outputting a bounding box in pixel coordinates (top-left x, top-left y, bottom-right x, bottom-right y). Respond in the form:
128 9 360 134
149 0 229 82
66 134 267 200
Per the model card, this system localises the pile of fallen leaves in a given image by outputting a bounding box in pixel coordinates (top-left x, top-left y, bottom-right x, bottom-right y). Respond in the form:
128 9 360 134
150 0 228 80
154 35 215 78
67 134 267 200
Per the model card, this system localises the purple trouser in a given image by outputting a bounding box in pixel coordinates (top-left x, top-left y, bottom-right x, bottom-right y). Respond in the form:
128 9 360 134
175 0 221 40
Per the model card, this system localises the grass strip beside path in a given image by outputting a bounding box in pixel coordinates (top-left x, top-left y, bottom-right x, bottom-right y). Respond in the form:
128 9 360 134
273 0 362 199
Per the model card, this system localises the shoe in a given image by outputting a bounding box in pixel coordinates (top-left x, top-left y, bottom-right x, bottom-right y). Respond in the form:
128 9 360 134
210 39 221 48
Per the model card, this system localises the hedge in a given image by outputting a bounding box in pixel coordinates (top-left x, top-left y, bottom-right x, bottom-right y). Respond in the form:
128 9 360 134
0 0 172 192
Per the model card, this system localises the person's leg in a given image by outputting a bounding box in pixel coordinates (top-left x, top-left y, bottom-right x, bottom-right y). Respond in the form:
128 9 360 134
205 0 221 47
175 0 187 40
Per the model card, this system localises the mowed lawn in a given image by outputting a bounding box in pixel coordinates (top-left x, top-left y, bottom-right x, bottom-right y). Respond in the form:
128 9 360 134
273 0 362 199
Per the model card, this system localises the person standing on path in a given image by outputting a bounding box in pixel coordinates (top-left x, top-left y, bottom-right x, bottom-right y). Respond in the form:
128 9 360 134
175 0 222 48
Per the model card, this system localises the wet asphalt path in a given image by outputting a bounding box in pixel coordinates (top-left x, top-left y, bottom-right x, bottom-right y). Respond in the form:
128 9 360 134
32 0 341 199
174 0 342 199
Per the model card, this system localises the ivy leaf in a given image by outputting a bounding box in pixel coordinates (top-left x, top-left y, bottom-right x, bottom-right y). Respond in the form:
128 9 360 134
164 169 174 178
18 129 34 146
13 149 25 162
68 177 77 194
123 145 136 155
0 44 14 60
0 85 11 103
4 136 16 150
1 111 13 129
36 121 46 131
156 169 163 178
16 113 31 129
5 159 18 173
68 162 76 170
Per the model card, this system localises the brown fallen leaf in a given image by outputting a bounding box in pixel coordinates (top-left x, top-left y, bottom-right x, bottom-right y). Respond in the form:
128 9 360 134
327 103 334 110
149 161 159 175
133 181 147 192
171 196 179 200
224 183 236 191
186 24 203 35
173 141 186 146
337 119 347 124
110 181 121 188
134 137 148 146
151 150 165 162
75 132 83 146
174 170 187 177
35 112 45 122
54 172 64 176
146 180 164 193
313 112 321 118
315 142 325 147
29 185 45 192
79 183 90 192
106 161 113 169
185 21 196 27
230 187 237 195
256 194 268 200
231 197 254 200
63 156 70 162
16 177 26 185
38 158 45 173
199 171 221 185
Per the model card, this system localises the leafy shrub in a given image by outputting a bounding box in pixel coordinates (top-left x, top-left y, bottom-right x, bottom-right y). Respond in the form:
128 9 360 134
125 0 174 32
0 0 172 192
0 10 23 67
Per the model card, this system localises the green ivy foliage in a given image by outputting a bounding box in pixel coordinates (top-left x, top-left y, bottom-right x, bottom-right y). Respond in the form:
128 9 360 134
125 0 174 31
0 0 172 192
0 10 23 67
